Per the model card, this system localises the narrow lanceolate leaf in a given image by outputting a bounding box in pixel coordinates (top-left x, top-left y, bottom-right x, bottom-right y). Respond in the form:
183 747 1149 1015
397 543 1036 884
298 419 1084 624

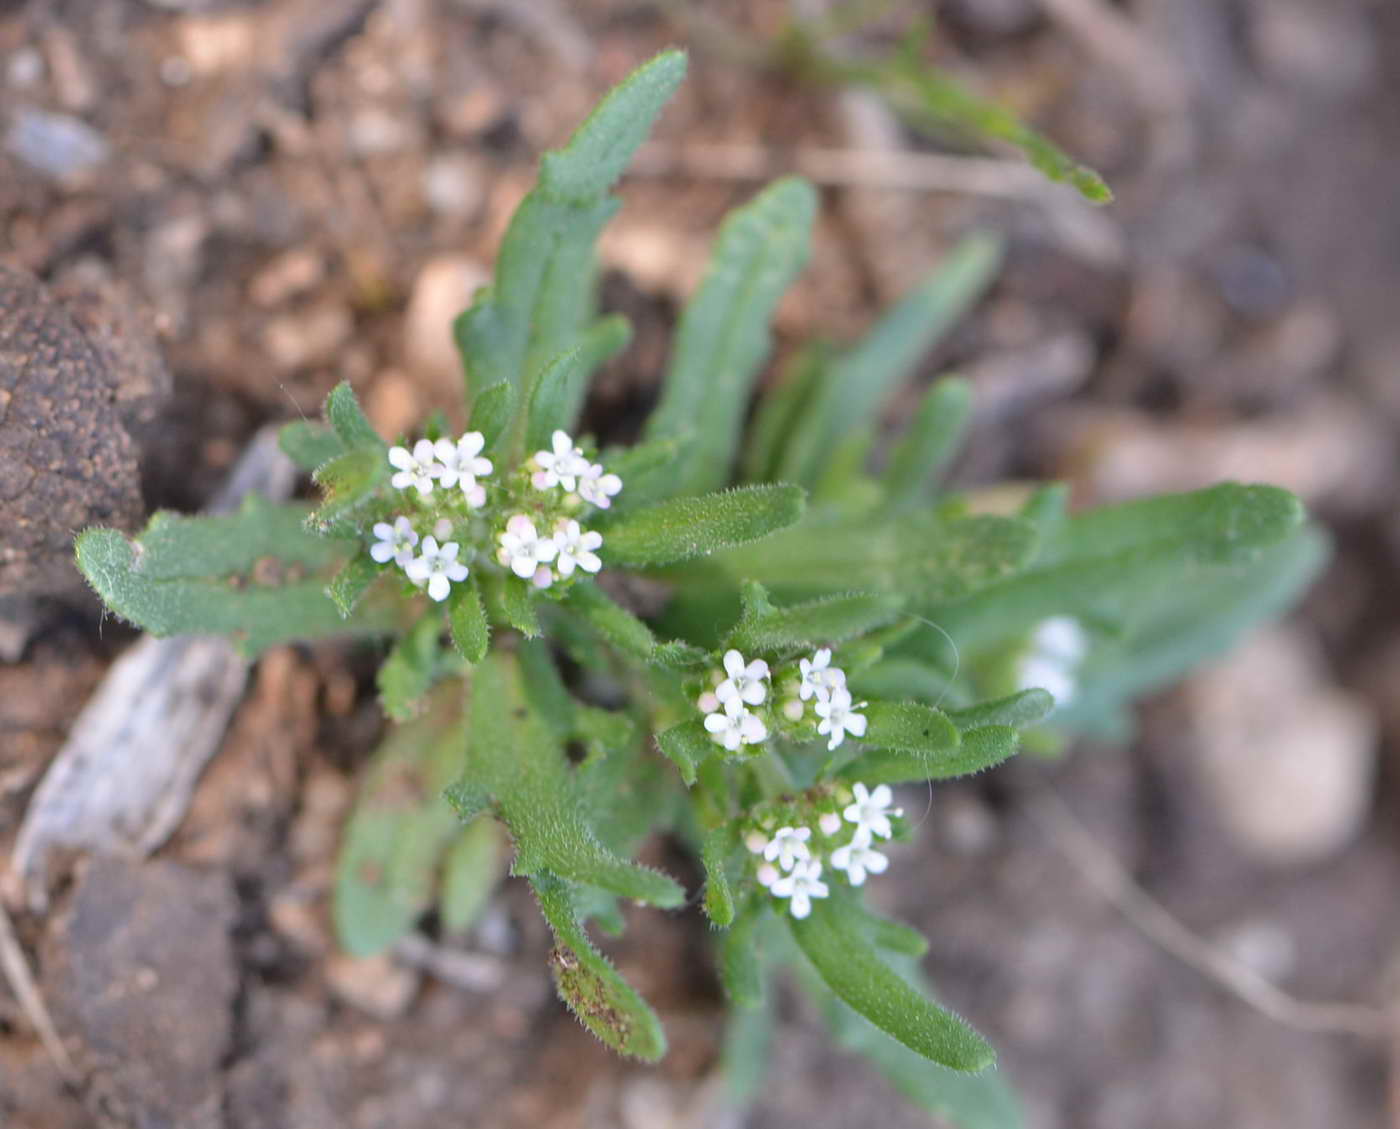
308 447 389 531
531 872 668 1061
644 178 818 495
930 484 1306 650
946 689 1054 732
842 725 1018 786
455 52 685 399
468 379 516 452
712 511 1035 609
718 907 765 1007
564 581 655 661
327 554 380 618
447 652 683 908
447 578 489 663
439 818 505 935
742 344 827 483
279 420 344 471
74 499 389 656
538 49 688 203
884 377 974 510
701 827 736 927
325 381 385 450
334 692 465 956
377 614 442 721
655 720 714 787
480 571 541 638
789 898 995 1072
779 235 1001 487
862 701 961 756
603 484 806 568
728 591 905 655
525 315 631 451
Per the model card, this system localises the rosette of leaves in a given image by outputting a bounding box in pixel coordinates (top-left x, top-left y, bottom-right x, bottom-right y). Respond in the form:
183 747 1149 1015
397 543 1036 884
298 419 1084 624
75 51 1319 1127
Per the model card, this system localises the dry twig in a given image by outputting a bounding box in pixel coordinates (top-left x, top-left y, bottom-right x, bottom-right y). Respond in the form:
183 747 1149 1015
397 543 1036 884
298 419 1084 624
0 899 79 1083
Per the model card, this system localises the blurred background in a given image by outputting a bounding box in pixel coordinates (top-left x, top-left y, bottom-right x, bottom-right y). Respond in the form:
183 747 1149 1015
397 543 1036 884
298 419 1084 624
1 1 1397 1126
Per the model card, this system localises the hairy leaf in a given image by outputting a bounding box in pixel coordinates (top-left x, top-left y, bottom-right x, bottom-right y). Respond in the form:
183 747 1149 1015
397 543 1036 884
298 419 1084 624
728 591 905 654
946 689 1055 732
655 720 714 786
842 725 1018 785
604 484 806 567
325 381 386 450
701 827 736 927
377 614 443 721
440 818 505 935
448 578 490 663
564 581 655 661
469 379 516 451
326 554 381 618
279 420 344 471
525 315 631 451
884 376 973 509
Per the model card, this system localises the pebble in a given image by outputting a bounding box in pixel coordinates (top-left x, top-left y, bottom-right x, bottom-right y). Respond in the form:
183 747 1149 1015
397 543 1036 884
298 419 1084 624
421 152 485 218
326 953 422 1020
403 254 489 404
5 107 109 182
1188 627 1376 865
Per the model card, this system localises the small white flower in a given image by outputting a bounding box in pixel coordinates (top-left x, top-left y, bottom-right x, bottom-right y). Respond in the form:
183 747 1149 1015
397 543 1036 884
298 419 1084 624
552 520 603 577
703 700 767 751
1031 616 1089 666
577 462 622 509
830 838 889 887
388 438 440 496
496 514 558 580
799 647 847 702
404 536 468 602
432 517 454 541
744 830 769 855
770 859 828 919
762 826 811 871
1016 654 1078 709
716 649 770 708
531 429 588 491
370 516 418 567
531 564 555 590
781 698 804 722
755 862 780 888
814 686 867 751
818 811 842 836
432 431 493 492
697 690 721 715
842 782 902 842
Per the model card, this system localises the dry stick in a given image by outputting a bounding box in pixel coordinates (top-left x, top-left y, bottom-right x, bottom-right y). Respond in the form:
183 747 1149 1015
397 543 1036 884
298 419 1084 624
0 900 79 1082
1030 789 1393 1039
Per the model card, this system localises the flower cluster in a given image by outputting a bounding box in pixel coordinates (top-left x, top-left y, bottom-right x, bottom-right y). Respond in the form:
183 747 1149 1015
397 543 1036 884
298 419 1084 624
744 782 904 918
371 427 623 603
1015 616 1088 711
700 650 771 750
794 647 867 751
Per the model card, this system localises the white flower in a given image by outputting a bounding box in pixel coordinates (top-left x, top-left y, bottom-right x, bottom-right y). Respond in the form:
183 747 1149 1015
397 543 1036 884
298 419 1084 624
496 514 558 580
531 565 554 590
577 462 622 509
755 863 780 888
388 438 440 496
842 782 902 842
370 516 418 567
703 700 767 751
716 649 769 708
744 830 769 854
432 518 454 541
762 826 811 871
552 520 603 577
770 859 828 919
404 536 468 602
531 429 588 491
781 698 804 722
814 686 867 751
1016 617 1089 710
818 811 842 836
1031 616 1088 666
830 838 889 887
697 690 721 715
1016 654 1078 709
799 647 847 702
432 433 491 506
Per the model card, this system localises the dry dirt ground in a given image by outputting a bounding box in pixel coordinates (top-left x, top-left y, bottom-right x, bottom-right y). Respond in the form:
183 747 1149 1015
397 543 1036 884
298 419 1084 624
2 2 1400 1127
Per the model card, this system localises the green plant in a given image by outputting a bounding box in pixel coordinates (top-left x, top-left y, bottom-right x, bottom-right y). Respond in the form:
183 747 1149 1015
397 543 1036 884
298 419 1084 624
76 51 1319 1125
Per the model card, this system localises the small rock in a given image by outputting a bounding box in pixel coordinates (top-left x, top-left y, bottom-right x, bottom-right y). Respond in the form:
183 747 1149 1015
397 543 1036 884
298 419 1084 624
326 952 421 1020
403 255 489 406
248 248 327 308
1188 626 1376 865
262 302 354 371
421 152 486 218
5 107 109 182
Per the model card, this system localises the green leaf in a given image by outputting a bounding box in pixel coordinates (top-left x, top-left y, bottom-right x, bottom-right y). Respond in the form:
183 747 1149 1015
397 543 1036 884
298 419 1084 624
308 447 389 532
538 49 688 203
377 614 442 721
481 571 541 638
440 818 505 935
712 511 1035 608
728 591 905 654
603 484 806 568
448 578 490 663
334 693 464 956
946 689 1054 731
325 381 385 450
842 724 1018 785
862 701 961 755
75 500 388 656
884 376 973 509
742 344 827 482
701 827 736 927
655 720 714 786
525 315 632 452
789 897 995 1072
279 420 344 471
563 582 655 661
779 236 1001 486
531 872 668 1061
446 652 683 908
643 178 818 494
468 380 516 451
719 906 765 1007
600 434 690 512
326 554 380 618
931 484 1306 651
720 989 774 1102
